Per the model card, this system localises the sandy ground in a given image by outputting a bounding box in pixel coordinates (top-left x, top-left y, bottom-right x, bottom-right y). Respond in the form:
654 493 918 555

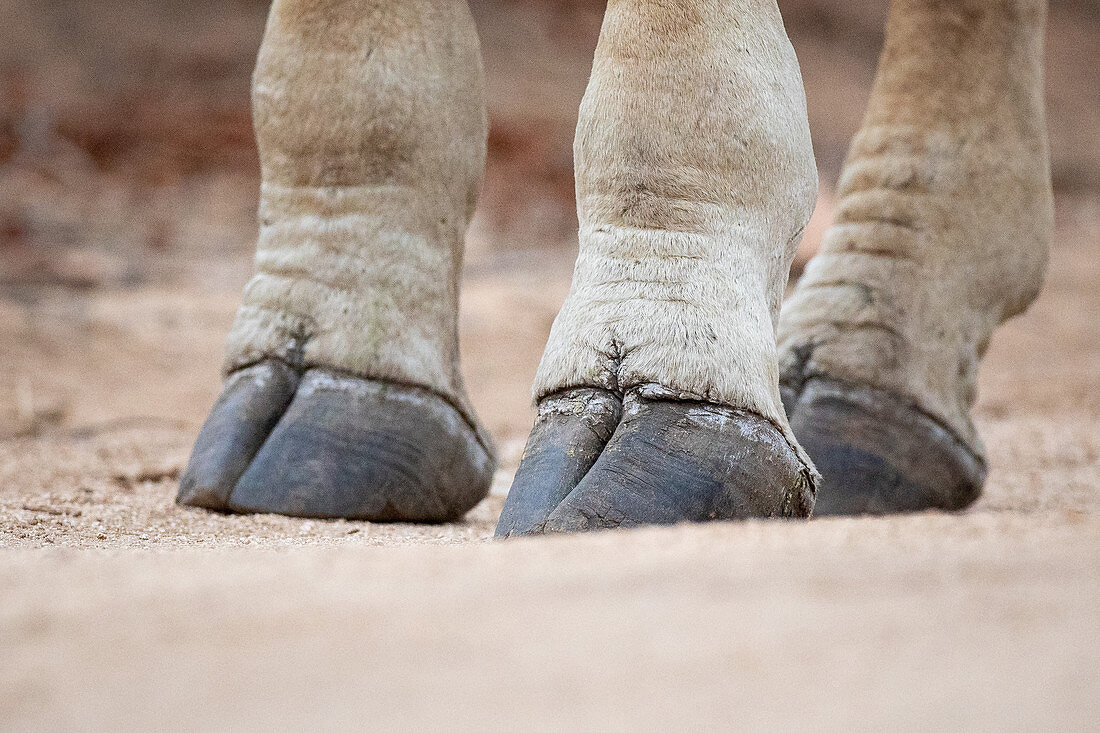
0 193 1096 730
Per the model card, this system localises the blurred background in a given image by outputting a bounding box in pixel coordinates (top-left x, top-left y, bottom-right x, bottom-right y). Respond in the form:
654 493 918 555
1 0 1098 457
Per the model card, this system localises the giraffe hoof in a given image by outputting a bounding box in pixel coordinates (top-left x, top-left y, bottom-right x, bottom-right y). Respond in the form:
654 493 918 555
782 377 986 516
178 363 494 522
496 388 816 537
176 361 299 510
494 389 622 537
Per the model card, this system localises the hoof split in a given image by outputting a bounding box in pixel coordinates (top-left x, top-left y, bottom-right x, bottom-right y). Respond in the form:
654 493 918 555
178 361 494 522
496 387 816 537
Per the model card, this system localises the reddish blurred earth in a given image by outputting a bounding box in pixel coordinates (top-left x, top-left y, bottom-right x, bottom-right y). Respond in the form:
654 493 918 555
1 1 1098 729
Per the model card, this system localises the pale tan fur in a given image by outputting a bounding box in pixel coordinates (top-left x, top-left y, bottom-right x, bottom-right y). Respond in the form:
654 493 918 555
223 0 488 429
533 0 818 466
221 0 1051 473
778 0 1053 456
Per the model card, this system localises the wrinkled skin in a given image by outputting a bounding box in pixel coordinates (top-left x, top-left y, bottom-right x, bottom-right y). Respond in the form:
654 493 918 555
179 0 1052 533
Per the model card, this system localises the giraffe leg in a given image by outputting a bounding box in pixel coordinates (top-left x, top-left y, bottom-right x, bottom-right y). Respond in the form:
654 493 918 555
778 0 1053 515
496 0 819 536
177 0 495 521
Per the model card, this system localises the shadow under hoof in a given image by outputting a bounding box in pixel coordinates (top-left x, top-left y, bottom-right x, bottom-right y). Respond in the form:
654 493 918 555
497 387 816 537
178 362 494 522
782 377 986 516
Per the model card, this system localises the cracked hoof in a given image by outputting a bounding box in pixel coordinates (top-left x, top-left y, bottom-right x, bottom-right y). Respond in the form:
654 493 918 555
782 378 986 516
178 361 494 521
495 387 816 537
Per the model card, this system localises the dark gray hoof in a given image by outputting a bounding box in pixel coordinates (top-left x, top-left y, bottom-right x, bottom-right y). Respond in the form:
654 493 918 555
783 377 986 516
178 363 494 522
494 389 622 537
496 387 816 537
177 361 299 510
